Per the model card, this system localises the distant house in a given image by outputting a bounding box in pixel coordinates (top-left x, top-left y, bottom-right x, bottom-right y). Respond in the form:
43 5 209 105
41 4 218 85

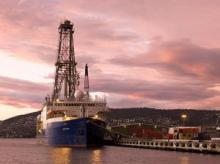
168 127 201 140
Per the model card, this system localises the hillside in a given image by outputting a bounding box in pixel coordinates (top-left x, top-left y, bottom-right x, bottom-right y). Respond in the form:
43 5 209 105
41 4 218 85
107 108 220 126
0 111 40 138
0 108 219 138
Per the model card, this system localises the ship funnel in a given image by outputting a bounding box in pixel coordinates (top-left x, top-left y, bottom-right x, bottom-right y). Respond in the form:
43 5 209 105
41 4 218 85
84 64 89 95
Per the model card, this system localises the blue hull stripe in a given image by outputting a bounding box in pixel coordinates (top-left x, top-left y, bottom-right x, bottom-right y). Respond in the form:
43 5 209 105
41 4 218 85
46 118 105 147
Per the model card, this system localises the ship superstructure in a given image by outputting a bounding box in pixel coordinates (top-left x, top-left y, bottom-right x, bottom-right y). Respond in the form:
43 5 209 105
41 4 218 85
37 20 107 147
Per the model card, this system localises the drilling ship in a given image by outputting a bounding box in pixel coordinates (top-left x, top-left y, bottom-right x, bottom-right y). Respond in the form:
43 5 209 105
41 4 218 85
37 20 108 147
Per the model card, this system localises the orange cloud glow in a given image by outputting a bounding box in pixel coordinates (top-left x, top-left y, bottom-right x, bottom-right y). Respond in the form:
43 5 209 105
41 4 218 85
1 0 220 120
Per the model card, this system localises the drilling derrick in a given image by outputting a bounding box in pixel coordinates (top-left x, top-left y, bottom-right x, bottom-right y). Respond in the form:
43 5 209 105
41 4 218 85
52 20 79 101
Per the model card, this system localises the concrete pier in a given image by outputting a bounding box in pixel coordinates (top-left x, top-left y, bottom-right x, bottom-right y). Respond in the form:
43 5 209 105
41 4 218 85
116 138 220 154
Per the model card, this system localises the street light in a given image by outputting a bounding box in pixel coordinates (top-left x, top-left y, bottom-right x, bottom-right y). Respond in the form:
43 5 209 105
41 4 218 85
181 114 187 119
181 114 187 126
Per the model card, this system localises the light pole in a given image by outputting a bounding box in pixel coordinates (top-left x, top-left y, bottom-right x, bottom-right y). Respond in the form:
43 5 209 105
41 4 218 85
181 114 187 126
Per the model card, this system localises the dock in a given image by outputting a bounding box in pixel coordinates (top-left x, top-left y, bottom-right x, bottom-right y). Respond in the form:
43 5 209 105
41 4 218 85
115 138 220 154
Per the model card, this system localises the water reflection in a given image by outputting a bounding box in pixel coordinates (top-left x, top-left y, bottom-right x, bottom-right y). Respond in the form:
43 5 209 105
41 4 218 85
50 147 72 164
91 149 102 164
1 139 220 164
180 156 189 164
49 147 103 164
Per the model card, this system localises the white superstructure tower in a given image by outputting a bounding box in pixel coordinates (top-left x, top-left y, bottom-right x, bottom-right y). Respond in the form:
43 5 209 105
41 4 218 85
84 64 89 97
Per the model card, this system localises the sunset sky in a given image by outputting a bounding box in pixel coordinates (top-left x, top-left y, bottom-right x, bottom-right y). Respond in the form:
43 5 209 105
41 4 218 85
1 0 220 120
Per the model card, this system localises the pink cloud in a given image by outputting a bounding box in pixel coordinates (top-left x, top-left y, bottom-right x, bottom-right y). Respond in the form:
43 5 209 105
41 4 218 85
1 0 220 119
0 76 50 108
110 39 220 81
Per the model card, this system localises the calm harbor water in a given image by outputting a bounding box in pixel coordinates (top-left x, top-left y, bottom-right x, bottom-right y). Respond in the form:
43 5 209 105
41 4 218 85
0 139 220 164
